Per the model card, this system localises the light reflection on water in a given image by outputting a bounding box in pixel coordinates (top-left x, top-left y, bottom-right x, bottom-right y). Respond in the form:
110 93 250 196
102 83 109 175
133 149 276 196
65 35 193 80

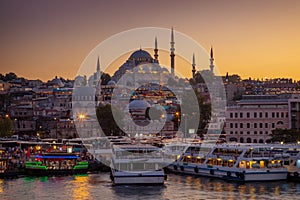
0 173 299 200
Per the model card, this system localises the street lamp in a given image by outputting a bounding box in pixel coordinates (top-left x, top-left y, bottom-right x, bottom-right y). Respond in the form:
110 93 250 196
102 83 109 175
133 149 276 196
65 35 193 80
175 111 180 132
160 114 166 139
78 114 86 120
183 114 187 142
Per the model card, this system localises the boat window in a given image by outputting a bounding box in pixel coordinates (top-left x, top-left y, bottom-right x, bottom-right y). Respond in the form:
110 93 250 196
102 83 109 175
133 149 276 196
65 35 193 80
132 163 145 171
283 160 289 165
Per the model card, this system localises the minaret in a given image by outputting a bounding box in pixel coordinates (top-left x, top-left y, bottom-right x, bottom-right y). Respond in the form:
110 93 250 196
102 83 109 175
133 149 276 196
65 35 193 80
97 56 100 73
95 56 101 84
209 46 214 73
96 56 102 103
192 53 196 79
225 72 229 82
154 36 159 62
170 27 175 77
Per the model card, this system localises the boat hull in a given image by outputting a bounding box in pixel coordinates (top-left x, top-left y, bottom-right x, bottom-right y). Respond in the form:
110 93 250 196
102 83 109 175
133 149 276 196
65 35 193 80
0 171 22 179
25 168 88 176
111 170 165 185
287 171 300 182
168 164 288 182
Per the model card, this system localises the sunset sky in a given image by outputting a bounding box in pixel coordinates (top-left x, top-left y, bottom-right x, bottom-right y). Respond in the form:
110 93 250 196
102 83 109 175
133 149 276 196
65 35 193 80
1 0 300 81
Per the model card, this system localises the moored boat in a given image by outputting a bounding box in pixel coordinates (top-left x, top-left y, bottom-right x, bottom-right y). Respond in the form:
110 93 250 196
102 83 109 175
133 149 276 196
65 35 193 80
0 148 24 178
168 144 288 182
110 144 166 185
25 152 88 176
271 145 300 182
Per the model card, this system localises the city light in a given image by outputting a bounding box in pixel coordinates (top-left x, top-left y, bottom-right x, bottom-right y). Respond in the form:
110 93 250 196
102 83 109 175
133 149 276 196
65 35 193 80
78 114 86 120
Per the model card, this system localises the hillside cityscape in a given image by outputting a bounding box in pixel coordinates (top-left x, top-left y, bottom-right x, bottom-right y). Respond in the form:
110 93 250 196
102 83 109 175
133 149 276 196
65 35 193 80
1 45 300 144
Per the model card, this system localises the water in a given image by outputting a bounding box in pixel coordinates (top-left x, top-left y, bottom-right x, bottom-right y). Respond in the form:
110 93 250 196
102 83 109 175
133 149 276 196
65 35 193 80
0 173 299 200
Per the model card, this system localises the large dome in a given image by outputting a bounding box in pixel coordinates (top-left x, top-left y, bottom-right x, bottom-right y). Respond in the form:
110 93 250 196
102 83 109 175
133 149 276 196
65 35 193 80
129 49 152 60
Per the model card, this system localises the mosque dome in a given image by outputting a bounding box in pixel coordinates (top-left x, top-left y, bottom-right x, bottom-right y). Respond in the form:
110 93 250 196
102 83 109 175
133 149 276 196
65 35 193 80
49 76 64 87
128 100 151 111
129 49 152 60
107 80 116 85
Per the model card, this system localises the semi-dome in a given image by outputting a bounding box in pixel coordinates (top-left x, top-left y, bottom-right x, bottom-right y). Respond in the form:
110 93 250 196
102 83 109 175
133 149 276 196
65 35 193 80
132 63 169 74
129 49 152 60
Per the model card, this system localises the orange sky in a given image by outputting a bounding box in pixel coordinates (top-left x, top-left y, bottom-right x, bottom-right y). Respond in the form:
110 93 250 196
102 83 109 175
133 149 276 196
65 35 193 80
0 0 300 81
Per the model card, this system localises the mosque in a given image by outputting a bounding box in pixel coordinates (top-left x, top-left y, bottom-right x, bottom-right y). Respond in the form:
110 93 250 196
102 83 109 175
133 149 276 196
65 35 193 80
73 28 217 137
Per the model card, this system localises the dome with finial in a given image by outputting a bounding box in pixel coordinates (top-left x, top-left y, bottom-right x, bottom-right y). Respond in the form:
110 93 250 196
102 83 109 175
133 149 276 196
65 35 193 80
129 49 152 60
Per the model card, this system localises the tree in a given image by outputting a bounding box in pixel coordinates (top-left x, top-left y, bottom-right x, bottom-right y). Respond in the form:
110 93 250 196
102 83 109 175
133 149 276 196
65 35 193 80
96 104 124 136
227 74 241 84
270 128 300 143
0 73 4 81
0 116 13 137
178 88 211 135
101 72 111 85
4 72 17 81
233 90 243 101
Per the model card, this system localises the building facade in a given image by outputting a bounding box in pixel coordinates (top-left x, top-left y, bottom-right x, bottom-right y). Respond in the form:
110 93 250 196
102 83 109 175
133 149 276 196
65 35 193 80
225 95 289 143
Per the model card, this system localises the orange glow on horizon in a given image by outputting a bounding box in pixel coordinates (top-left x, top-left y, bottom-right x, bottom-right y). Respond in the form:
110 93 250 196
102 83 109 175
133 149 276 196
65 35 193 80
1 1 300 81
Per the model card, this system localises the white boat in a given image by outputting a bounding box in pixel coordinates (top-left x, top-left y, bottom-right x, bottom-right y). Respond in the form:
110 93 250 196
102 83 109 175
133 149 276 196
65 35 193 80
168 143 288 182
270 144 300 182
162 143 187 161
110 144 166 185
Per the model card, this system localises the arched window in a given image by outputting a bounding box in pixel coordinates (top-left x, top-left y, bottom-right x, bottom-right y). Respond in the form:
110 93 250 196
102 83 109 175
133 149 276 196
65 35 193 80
277 121 284 125
246 137 252 143
253 139 257 143
240 137 244 143
259 139 264 143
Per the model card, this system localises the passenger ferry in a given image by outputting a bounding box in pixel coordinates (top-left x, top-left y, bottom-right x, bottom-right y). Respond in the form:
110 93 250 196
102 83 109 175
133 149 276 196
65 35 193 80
110 144 166 185
25 152 88 176
162 143 187 161
168 144 288 182
271 145 300 182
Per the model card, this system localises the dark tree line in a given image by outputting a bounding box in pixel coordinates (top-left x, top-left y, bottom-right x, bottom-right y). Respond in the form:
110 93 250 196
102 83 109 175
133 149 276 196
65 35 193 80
0 116 13 137
270 128 300 143
0 72 18 82
96 104 124 136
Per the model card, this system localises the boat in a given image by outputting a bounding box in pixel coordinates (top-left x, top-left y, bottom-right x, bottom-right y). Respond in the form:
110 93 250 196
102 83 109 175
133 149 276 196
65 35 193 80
0 148 24 178
25 152 88 176
270 144 300 182
168 143 288 182
110 143 166 185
